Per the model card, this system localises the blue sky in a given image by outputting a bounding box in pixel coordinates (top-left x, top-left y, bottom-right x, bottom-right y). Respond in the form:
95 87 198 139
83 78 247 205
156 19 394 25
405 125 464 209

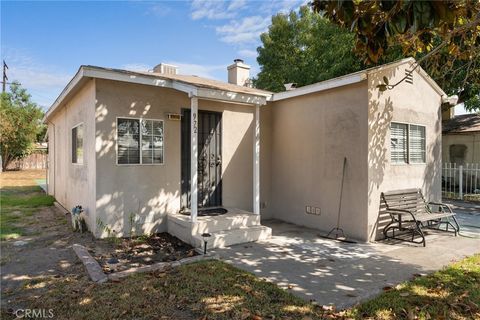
1 0 306 109
1 0 471 115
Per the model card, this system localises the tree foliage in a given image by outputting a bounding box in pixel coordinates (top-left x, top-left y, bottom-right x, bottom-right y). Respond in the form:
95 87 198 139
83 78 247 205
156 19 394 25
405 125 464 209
0 82 44 170
312 0 480 111
255 6 365 92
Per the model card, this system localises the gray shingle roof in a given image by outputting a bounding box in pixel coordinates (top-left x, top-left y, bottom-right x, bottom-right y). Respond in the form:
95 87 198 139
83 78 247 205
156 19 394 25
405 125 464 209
443 113 480 133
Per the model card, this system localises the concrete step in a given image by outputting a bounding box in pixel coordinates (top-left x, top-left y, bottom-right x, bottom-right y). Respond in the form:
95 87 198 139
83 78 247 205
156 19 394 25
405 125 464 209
193 213 261 235
192 225 272 249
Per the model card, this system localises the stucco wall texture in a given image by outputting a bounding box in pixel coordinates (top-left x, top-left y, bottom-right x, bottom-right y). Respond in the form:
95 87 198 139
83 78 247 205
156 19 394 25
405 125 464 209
47 79 97 232
47 62 443 241
94 80 259 237
367 63 442 240
442 133 480 164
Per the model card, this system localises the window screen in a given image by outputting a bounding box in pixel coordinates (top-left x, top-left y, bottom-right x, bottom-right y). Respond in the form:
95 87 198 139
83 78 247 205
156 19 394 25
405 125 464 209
390 123 408 164
72 124 84 164
409 125 426 163
117 118 163 165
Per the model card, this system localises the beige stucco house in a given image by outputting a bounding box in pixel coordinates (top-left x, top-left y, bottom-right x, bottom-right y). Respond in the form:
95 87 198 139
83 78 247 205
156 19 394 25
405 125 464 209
442 113 480 165
45 57 453 247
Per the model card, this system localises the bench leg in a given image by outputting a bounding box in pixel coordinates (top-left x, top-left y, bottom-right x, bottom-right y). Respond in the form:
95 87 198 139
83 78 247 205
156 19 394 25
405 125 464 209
383 222 426 246
416 222 426 247
451 216 460 233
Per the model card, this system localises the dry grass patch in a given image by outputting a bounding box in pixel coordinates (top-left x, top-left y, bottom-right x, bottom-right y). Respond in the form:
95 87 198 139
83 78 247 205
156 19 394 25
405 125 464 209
1 170 46 187
2 260 328 320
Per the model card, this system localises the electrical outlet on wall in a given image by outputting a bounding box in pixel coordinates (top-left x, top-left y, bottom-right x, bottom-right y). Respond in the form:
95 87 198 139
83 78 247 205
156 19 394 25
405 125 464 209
315 207 321 215
306 206 311 214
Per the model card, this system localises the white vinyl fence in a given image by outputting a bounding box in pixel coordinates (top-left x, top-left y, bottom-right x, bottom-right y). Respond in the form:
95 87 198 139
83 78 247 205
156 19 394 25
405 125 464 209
442 163 480 200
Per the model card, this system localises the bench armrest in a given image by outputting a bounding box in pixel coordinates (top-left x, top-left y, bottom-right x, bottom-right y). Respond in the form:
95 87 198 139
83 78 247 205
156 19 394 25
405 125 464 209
428 202 454 214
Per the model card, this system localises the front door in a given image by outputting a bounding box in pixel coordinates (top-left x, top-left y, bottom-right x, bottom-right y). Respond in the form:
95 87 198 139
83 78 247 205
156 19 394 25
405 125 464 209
181 109 222 210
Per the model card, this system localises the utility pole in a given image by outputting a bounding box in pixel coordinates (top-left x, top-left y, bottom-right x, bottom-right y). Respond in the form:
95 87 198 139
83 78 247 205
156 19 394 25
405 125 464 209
2 60 8 93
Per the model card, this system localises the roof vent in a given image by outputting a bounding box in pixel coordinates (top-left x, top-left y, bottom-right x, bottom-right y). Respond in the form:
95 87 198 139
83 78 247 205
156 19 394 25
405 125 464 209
153 63 179 75
284 83 297 91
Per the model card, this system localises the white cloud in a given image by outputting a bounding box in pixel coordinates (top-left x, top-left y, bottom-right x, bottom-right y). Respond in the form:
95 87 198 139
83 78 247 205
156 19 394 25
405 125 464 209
216 15 270 44
209 0 306 46
238 49 257 58
258 0 306 15
227 0 247 11
190 0 248 20
146 3 173 17
1 48 71 109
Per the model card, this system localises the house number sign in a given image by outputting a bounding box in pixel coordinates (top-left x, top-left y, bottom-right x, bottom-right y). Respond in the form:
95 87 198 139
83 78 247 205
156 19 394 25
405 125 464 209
192 112 198 134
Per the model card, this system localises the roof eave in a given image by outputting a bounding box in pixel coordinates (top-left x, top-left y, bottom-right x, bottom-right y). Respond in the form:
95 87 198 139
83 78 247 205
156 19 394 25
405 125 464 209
271 72 367 101
45 66 271 122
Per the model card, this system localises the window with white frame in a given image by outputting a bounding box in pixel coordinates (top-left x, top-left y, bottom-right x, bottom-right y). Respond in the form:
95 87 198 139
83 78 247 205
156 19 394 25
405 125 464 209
117 118 164 165
390 123 408 164
72 124 84 164
390 122 426 164
409 125 426 163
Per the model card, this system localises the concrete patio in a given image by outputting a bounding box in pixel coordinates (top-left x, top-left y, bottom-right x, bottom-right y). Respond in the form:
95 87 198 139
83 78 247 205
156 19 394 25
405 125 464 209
213 210 480 309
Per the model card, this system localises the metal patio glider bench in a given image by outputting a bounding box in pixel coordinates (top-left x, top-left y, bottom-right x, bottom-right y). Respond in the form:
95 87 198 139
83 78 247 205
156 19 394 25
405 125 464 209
381 188 460 246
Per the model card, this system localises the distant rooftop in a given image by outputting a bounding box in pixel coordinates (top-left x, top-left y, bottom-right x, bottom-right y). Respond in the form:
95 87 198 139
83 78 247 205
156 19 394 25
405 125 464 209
443 113 480 134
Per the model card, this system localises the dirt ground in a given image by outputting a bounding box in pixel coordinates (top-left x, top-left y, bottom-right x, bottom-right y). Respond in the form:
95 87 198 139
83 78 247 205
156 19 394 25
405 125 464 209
0 170 113 311
0 170 47 187
0 170 196 313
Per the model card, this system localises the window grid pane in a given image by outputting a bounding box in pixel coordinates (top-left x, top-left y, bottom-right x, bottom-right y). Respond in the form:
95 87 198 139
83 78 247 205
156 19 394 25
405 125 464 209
117 119 140 164
118 118 163 165
390 123 408 164
409 125 426 163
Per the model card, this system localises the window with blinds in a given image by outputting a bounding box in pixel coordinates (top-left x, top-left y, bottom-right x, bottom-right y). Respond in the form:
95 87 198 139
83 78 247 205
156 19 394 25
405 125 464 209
409 125 426 163
390 122 426 164
390 123 408 164
117 118 164 165
72 123 84 164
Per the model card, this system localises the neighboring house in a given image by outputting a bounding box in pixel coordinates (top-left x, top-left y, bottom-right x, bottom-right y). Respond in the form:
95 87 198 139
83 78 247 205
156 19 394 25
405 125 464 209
44 57 453 247
442 113 480 165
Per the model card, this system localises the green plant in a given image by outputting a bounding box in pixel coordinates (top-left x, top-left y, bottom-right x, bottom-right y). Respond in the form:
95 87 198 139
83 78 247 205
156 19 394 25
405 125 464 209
96 218 120 246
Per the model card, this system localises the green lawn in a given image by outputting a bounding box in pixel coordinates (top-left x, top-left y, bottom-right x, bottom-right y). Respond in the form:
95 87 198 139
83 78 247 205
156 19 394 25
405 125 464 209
3 255 479 320
1 171 478 319
0 185 55 240
350 254 480 319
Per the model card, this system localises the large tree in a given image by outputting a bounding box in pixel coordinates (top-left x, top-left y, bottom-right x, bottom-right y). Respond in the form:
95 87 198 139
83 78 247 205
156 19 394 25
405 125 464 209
312 0 480 111
255 6 367 92
0 82 44 171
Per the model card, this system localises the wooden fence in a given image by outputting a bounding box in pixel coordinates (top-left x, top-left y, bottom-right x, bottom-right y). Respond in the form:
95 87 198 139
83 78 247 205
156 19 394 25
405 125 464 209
6 152 47 170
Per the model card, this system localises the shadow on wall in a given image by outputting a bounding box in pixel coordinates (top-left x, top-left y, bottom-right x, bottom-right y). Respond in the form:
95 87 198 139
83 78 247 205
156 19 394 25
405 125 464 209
367 68 396 241
95 189 179 238
422 116 442 202
367 65 443 241
220 109 254 212
93 99 180 238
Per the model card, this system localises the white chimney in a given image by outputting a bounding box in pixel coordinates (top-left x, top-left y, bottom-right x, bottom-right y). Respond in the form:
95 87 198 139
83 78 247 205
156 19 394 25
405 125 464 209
153 63 179 75
227 59 250 86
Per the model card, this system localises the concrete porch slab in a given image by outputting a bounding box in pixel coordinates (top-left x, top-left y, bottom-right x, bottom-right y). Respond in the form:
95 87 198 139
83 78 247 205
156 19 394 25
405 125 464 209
212 219 480 310
167 208 271 249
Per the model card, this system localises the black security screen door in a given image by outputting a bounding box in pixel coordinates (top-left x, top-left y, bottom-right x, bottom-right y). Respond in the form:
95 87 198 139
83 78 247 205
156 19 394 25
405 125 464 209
181 109 222 210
